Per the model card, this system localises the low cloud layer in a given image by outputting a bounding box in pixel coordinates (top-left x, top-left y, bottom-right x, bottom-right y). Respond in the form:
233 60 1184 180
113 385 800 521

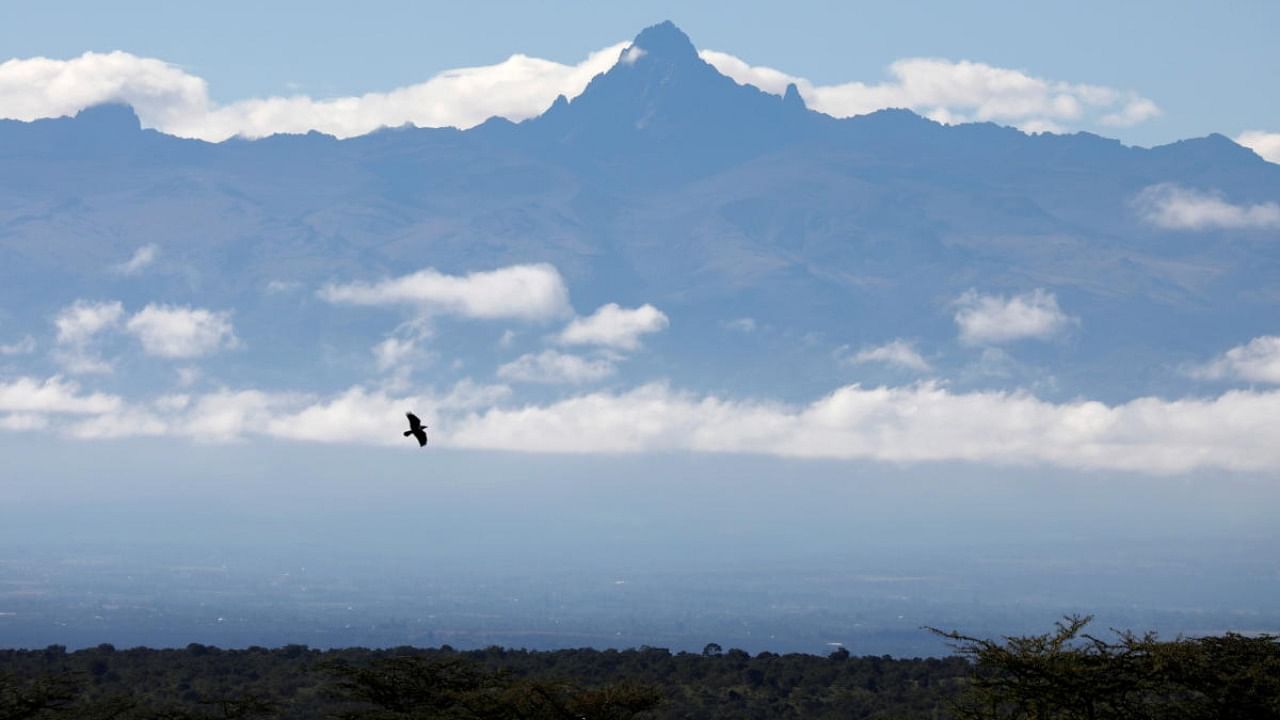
1194 336 1280 384
5 374 1280 475
2 42 1162 140
558 303 669 350
322 264 572 322
1136 184 1280 230
953 289 1075 345
701 51 1159 133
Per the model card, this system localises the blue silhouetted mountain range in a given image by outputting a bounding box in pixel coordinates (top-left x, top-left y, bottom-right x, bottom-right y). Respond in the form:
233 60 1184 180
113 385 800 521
2 21 1279 402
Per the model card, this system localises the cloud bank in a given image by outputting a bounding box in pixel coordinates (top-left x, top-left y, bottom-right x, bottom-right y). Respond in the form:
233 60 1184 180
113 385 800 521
701 51 1160 133
1 43 1161 140
5 374 1280 475
0 47 624 140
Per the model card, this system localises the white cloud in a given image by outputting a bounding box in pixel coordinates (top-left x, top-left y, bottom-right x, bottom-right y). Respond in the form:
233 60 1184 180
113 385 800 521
497 350 616 384
13 374 1280 474
55 300 123 347
700 50 1160 133
176 367 201 387
1237 131 1280 163
263 381 509 445
446 382 1280 474
2 43 1162 142
558 303 669 351
113 244 158 275
53 300 124 374
1194 336 1280 384
954 289 1075 345
322 264 572 322
725 317 757 333
265 280 302 294
0 51 210 130
0 413 48 431
373 337 418 372
0 335 35 355
1135 184 1280 230
850 340 931 371
621 46 647 66
124 304 237 359
0 375 120 414
0 45 625 140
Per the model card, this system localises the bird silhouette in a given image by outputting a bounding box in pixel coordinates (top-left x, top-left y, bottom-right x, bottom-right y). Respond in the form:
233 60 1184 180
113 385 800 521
404 412 428 447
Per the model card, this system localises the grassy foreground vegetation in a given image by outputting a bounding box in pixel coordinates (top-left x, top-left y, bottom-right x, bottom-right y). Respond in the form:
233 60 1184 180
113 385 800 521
1 618 1276 719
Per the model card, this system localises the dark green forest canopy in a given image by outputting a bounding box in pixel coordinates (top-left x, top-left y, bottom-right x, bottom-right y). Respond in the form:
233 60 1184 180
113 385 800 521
2 621 1278 719
1 643 968 720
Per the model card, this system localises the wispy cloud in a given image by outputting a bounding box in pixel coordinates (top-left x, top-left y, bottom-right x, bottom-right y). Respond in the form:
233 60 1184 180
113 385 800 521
1193 336 1280 384
322 264 572 322
953 289 1075 345
497 350 616 384
0 335 36 356
701 50 1160 133
558 303 669 351
1236 131 1280 163
848 340 931 372
112 243 159 275
1135 184 1280 230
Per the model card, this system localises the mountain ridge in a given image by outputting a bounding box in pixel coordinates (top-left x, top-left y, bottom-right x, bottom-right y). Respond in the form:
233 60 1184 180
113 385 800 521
0 21 1278 404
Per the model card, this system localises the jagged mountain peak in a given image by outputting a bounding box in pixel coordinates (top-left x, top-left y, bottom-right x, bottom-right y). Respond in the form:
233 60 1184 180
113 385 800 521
627 20 700 63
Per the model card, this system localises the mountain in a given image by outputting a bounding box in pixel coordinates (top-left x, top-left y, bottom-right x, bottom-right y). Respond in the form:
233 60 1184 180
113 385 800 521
1 21 1279 403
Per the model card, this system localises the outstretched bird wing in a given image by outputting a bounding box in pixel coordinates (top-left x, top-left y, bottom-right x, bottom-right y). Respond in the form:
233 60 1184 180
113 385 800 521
405 412 428 447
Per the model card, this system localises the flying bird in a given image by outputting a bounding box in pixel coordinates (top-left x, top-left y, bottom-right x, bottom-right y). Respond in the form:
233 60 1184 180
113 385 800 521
404 412 428 447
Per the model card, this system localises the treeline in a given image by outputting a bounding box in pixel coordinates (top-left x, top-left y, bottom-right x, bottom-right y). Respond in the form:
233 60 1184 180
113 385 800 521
1 642 966 719
1 618 1277 719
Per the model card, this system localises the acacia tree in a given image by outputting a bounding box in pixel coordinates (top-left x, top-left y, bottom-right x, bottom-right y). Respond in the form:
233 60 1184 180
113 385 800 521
930 615 1280 720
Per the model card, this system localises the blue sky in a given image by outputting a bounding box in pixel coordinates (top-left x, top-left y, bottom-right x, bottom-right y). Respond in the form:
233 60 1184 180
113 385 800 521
3 0 1278 147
